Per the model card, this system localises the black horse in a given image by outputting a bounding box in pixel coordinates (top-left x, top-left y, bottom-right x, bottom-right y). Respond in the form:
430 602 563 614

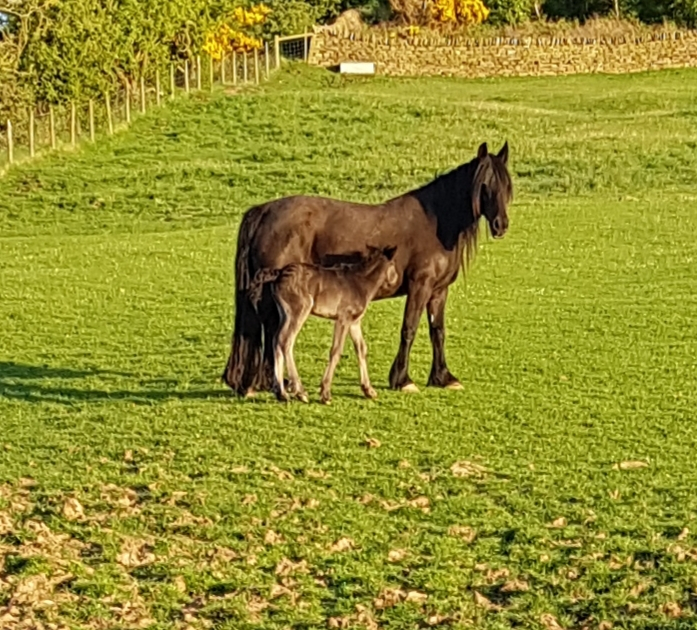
224 142 513 396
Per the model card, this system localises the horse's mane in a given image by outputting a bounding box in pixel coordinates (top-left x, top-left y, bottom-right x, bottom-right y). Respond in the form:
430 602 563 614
409 154 512 272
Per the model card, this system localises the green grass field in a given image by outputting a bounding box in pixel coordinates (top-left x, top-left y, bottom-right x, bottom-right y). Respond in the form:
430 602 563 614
1 65 697 629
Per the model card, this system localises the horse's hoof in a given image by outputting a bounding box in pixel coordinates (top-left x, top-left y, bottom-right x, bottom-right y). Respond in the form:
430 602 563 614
446 381 464 391
401 383 420 394
297 392 310 404
320 394 332 405
245 388 258 399
363 387 378 400
275 391 290 403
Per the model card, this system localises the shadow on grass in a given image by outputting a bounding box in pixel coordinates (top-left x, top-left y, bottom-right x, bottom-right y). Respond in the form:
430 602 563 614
0 361 128 380
0 361 236 405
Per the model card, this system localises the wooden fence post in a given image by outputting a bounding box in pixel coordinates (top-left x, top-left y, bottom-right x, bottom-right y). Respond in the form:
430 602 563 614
233 51 238 85
6 120 13 164
156 70 161 106
125 84 131 123
209 55 214 91
243 52 248 83
254 48 260 84
196 56 202 90
184 61 190 93
265 42 270 79
221 54 227 84
170 64 175 99
29 109 35 158
140 77 146 113
304 32 309 62
105 94 113 135
70 102 77 146
274 35 280 69
49 106 56 149
89 99 95 141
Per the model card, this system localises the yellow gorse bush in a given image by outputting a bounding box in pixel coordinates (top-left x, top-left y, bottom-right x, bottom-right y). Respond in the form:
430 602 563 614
202 3 271 59
232 4 272 27
432 0 490 25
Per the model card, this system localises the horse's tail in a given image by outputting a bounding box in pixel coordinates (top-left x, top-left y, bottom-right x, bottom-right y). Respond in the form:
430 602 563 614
223 204 271 394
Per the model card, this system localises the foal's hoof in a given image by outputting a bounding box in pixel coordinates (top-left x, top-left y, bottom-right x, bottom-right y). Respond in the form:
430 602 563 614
362 386 378 400
275 391 290 403
446 381 464 391
320 392 332 405
296 392 310 404
401 383 420 394
244 388 258 399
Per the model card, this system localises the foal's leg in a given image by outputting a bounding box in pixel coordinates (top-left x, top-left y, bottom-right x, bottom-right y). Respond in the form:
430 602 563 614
349 322 377 400
272 307 290 403
320 321 350 405
389 283 433 392
426 287 462 390
283 298 312 403
260 307 280 393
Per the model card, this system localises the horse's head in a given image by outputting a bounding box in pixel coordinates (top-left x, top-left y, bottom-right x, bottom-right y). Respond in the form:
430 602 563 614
472 142 513 239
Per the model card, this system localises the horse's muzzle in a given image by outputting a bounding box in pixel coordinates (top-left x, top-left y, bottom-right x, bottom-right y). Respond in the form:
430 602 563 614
490 217 508 238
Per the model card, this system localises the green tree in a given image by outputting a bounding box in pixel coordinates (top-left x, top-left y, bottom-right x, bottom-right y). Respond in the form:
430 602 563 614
487 0 537 24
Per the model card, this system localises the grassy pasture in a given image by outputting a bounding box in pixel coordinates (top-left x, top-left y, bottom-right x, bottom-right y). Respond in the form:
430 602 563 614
1 65 697 629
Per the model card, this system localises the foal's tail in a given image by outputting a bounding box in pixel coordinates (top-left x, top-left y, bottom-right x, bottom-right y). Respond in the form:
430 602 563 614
223 204 271 394
248 268 282 309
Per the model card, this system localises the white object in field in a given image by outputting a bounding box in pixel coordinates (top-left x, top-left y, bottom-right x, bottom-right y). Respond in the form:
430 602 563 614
339 62 376 75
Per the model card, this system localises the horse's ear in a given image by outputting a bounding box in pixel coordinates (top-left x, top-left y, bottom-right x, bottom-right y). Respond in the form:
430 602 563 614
497 141 509 165
477 142 488 160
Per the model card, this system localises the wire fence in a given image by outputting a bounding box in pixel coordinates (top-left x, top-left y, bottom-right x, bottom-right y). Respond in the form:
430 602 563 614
0 41 290 172
277 33 313 61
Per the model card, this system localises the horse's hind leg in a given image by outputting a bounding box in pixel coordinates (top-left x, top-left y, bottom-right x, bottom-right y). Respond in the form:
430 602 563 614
349 321 377 400
320 321 349 405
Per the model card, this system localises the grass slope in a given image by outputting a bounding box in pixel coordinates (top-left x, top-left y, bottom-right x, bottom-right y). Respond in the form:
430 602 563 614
1 66 697 629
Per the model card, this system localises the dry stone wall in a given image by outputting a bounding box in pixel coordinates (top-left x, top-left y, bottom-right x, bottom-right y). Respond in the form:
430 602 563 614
309 30 697 78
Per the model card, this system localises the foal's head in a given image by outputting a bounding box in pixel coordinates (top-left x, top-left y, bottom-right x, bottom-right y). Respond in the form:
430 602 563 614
364 245 399 289
472 142 513 239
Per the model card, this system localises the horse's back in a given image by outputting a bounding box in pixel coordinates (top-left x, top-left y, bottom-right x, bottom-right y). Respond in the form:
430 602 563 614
249 195 380 269
248 194 428 273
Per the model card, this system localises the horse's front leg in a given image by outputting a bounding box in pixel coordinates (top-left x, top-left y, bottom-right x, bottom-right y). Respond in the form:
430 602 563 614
389 283 432 392
426 287 462 390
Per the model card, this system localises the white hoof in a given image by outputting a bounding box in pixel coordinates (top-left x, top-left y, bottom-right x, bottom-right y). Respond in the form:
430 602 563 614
401 383 420 394
446 382 464 391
